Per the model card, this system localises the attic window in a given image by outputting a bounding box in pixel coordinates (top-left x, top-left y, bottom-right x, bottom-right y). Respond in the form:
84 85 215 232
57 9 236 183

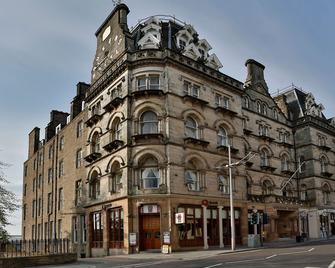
199 48 205 58
179 39 186 50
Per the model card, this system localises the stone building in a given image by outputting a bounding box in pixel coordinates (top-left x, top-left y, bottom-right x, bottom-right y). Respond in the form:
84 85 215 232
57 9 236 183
22 3 335 257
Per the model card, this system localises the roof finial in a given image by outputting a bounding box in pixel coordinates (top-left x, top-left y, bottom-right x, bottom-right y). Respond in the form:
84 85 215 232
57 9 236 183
112 0 122 6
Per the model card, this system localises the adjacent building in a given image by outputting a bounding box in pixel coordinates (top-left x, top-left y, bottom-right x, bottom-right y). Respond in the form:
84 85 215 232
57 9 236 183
22 3 335 257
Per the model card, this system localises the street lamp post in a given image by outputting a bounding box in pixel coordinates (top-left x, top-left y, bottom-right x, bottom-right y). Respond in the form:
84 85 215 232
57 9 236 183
228 145 236 251
219 147 258 251
222 151 303 251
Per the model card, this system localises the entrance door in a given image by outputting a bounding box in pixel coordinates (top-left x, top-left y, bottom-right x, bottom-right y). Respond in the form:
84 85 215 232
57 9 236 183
140 214 161 250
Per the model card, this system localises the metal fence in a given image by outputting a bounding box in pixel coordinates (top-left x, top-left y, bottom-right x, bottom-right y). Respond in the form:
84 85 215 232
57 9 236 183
0 239 72 257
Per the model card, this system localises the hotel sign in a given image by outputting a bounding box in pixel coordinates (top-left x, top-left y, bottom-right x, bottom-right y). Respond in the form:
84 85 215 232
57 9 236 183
175 212 185 224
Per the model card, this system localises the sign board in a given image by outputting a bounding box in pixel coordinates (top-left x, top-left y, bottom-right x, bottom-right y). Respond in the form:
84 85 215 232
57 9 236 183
175 212 185 224
162 245 170 254
163 232 170 244
129 233 137 246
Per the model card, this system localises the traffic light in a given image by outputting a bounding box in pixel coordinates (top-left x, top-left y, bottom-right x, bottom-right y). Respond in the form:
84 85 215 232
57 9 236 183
251 213 259 224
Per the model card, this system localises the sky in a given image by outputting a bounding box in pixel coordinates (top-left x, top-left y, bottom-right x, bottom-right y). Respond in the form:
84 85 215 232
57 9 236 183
0 0 334 235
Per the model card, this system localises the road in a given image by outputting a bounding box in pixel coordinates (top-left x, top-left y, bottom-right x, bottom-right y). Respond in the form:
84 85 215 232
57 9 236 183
34 241 335 268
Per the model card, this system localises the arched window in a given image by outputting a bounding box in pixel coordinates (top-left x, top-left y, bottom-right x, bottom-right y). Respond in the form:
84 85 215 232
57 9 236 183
273 108 278 120
282 183 293 197
141 156 160 189
243 96 249 108
109 162 122 193
262 103 267 115
91 132 100 153
260 149 269 167
322 183 331 205
218 175 229 194
140 111 158 134
185 160 200 191
89 171 100 200
281 155 289 171
300 184 307 201
112 118 122 141
185 116 198 139
262 180 273 195
257 101 262 113
320 156 328 173
217 127 228 147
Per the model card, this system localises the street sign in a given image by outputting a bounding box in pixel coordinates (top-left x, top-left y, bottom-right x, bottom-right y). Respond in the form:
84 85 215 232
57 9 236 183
163 232 170 244
175 212 185 224
129 233 137 246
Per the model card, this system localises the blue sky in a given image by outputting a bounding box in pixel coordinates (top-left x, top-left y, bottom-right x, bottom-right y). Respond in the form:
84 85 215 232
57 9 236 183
0 0 334 235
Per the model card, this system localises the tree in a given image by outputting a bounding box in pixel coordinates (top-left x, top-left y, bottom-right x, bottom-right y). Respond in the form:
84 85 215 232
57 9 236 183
0 161 19 242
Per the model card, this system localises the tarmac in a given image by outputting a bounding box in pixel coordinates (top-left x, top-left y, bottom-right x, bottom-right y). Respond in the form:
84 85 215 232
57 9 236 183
102 236 335 261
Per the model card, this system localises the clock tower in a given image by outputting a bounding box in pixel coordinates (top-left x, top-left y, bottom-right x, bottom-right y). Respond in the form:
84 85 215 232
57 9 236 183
91 3 130 83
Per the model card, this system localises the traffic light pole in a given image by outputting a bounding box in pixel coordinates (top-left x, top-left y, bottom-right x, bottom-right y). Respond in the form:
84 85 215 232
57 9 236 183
228 145 236 251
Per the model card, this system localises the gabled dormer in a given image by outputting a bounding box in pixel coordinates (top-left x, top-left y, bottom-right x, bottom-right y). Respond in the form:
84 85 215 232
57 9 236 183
206 53 223 70
183 43 202 60
137 16 162 49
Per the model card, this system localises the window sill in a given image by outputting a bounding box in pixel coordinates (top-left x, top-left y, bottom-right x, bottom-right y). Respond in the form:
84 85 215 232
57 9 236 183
131 89 164 98
258 135 275 142
84 152 102 163
103 140 124 152
103 97 124 112
85 114 102 127
184 137 209 147
217 145 239 154
215 106 237 116
183 95 209 106
260 165 276 172
132 133 164 143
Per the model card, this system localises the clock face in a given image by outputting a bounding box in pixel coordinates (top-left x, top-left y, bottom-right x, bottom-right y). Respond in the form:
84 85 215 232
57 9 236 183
102 26 111 41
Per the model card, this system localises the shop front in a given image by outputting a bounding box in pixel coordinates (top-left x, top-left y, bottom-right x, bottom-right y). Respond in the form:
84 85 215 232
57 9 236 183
176 204 242 249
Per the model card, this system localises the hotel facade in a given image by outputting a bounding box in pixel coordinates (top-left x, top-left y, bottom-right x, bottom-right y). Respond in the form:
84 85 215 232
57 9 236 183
22 3 335 257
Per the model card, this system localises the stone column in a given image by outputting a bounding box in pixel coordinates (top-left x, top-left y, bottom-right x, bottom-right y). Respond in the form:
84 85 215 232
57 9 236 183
202 205 208 249
218 206 224 248
102 209 108 256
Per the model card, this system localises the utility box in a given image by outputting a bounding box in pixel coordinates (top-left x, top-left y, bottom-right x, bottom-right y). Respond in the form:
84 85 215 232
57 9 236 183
248 234 261 247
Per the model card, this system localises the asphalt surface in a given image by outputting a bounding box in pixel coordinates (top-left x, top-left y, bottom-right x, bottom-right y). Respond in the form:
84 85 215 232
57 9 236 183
34 240 335 268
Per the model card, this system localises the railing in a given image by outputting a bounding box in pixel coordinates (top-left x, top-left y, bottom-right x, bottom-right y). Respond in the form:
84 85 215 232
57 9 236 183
0 239 72 258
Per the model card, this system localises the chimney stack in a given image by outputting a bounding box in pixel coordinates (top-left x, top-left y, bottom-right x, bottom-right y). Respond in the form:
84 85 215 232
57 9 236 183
245 59 268 91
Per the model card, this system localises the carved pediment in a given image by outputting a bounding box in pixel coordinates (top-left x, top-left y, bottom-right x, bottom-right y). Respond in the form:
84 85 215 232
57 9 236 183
138 33 160 49
183 43 202 60
206 53 223 70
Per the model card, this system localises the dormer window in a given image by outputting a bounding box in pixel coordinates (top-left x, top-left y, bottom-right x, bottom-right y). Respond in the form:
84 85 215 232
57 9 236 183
199 48 205 58
179 39 186 50
183 81 200 98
